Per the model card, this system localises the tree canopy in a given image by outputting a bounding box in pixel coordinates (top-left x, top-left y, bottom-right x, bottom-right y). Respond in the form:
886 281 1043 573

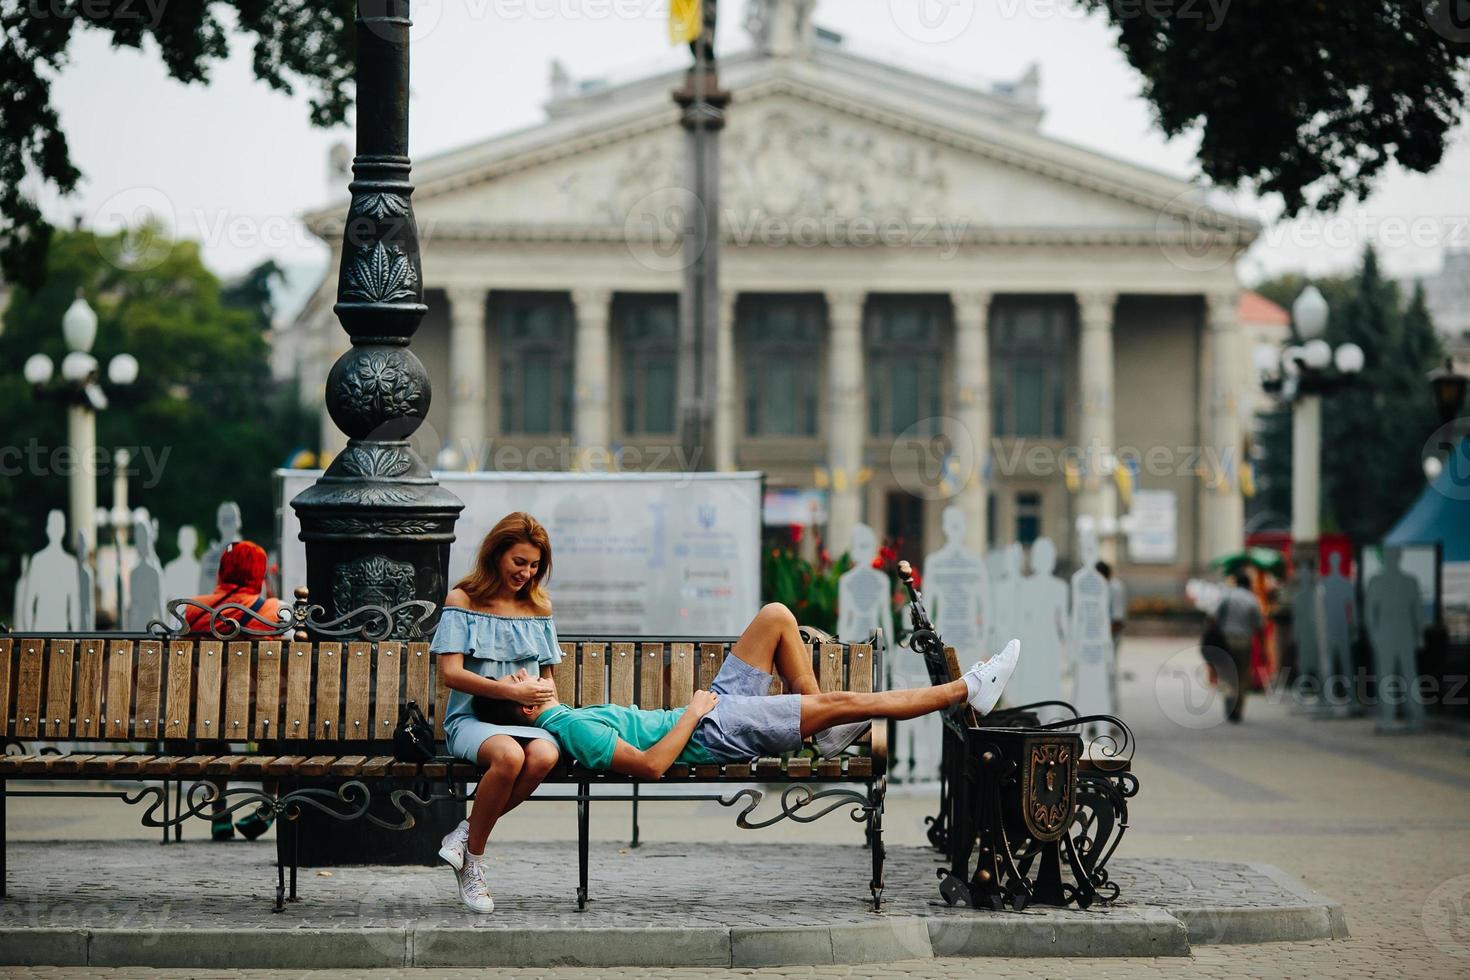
4 3 1470 287
0 229 315 615
0 1 353 289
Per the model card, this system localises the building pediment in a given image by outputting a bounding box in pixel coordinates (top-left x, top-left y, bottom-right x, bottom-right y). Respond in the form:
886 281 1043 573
308 61 1254 250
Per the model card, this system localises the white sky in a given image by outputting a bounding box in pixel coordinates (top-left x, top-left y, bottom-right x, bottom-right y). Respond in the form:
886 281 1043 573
37 0 1470 296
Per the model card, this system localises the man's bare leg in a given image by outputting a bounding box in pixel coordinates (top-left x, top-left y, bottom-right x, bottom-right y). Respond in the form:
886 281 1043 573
728 602 821 695
798 680 969 737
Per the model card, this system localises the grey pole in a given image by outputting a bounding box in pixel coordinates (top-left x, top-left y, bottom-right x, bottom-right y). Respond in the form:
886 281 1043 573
675 0 729 472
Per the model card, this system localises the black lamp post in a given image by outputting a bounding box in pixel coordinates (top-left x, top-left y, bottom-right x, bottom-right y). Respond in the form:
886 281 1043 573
288 0 464 865
290 0 464 635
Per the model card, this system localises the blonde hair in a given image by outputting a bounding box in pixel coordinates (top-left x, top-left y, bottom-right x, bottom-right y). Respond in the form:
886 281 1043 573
454 512 553 613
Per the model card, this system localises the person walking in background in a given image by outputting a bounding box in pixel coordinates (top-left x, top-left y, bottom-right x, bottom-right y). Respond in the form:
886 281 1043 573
1208 571 1265 723
184 540 284 841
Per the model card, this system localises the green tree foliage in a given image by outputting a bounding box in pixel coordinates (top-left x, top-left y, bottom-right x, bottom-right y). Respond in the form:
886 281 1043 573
1251 249 1444 544
0 229 315 613
1080 1 1470 213
0 1 354 289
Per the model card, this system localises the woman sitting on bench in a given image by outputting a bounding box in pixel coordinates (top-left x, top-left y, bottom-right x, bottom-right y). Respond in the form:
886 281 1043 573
485 602 1021 781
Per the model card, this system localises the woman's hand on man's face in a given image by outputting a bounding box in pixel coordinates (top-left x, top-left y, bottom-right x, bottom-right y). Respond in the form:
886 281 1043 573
506 668 556 706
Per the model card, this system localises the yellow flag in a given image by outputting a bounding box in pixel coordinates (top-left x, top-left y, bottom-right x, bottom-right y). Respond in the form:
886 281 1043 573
670 0 702 44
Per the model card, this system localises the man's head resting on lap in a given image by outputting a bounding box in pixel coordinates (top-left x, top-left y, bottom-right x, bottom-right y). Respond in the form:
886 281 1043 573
482 669 556 725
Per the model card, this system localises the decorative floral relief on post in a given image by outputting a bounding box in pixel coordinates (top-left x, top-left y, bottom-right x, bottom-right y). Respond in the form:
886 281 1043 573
341 445 414 479
333 554 417 632
352 192 410 220
343 241 419 304
334 350 426 429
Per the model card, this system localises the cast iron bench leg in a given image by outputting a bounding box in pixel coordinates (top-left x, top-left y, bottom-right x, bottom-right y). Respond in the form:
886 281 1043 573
274 810 287 913
867 779 886 911
577 781 590 910
630 783 640 848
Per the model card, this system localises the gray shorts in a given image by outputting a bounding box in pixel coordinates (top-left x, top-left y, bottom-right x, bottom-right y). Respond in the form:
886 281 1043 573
690 655 803 763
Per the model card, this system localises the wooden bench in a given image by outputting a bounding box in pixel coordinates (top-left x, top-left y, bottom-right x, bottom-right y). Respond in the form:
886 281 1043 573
0 619 888 911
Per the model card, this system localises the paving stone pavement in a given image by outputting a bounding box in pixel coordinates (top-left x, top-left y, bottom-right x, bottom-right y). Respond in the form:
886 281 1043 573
6 634 1470 977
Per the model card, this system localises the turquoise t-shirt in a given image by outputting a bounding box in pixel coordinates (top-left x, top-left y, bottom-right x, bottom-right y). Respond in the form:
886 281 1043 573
535 703 718 771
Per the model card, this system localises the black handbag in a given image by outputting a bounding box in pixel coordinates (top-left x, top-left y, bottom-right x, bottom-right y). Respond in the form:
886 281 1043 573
393 699 436 763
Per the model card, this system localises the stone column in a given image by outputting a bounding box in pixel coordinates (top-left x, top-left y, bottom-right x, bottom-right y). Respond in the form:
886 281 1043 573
445 286 487 468
1076 291 1118 562
952 291 993 553
572 288 613 471
713 290 739 471
1204 290 1246 560
826 290 866 557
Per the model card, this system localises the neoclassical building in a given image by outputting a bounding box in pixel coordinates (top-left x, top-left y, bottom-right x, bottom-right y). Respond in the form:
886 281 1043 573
280 0 1257 597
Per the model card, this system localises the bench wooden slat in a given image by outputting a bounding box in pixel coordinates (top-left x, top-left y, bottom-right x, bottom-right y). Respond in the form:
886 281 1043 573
284 641 312 739
265 755 307 777
695 764 721 778
135 640 163 738
204 755 249 775
230 756 278 779
638 642 663 709
847 757 872 778
44 639 74 738
164 641 195 740
553 643 576 705
343 642 372 740
330 755 367 776
193 640 223 739
75 639 105 738
172 755 214 776
14 639 45 737
849 643 873 694
106 640 134 739
815 758 842 778
254 640 282 741
315 642 343 741
389 760 420 778
405 641 431 719
141 755 194 776
818 641 843 693
0 638 12 738
755 757 783 778
580 643 606 706
786 757 813 778
697 642 723 690
298 754 336 776
609 642 635 705
362 755 395 777
373 642 402 740
668 643 694 708
79 754 153 776
0 754 39 775
223 641 252 740
722 762 754 778
434 662 450 742
41 754 95 774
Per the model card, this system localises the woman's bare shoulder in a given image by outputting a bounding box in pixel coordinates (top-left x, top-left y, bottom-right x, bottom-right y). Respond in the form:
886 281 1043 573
444 588 473 610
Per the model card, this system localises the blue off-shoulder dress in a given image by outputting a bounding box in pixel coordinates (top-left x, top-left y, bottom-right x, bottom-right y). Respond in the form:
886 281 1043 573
429 606 563 763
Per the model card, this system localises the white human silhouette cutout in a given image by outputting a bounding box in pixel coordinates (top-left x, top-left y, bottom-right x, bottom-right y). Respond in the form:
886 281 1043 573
163 526 202 601
198 502 243 592
923 506 989 670
1293 558 1326 684
26 511 84 630
1013 537 1069 710
74 529 95 631
1069 526 1115 721
12 554 31 630
838 523 888 644
986 543 1023 670
1318 552 1356 705
1365 548 1425 729
126 512 166 631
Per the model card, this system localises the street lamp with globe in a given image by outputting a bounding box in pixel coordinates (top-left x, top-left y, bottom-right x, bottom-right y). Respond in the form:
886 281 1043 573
1255 285 1364 571
21 292 139 564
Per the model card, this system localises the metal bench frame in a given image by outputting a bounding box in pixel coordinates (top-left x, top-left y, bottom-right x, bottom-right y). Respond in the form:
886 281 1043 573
1 596 890 912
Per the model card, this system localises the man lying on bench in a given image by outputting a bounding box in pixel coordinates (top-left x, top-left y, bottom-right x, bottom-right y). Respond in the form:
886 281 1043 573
484 602 1020 778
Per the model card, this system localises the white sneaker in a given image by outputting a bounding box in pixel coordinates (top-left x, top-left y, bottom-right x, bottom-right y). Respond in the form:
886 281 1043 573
813 720 871 758
965 639 1020 715
456 857 495 914
438 819 469 872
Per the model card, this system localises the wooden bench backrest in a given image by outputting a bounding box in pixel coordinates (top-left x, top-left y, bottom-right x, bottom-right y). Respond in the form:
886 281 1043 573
0 636 438 748
552 638 878 708
0 634 880 747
